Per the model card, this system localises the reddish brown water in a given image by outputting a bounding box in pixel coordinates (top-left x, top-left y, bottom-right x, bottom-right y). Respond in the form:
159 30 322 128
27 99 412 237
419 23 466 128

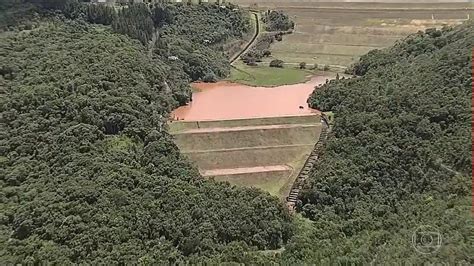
172 75 331 121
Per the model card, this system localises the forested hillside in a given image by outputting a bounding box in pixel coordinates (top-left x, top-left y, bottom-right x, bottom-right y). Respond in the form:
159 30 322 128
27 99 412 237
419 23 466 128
0 3 291 264
154 4 249 82
282 21 473 263
2 1 472 264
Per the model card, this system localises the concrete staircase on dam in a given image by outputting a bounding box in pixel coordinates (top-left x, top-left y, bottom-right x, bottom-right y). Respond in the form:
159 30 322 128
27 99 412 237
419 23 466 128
286 116 329 211
169 114 322 198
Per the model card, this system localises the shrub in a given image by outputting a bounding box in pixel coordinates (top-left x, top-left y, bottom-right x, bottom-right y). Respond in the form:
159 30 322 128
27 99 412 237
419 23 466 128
202 71 217 82
262 10 294 31
246 58 258 66
269 59 284 68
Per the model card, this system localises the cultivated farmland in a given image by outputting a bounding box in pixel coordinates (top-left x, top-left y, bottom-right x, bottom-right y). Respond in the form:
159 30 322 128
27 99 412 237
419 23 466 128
228 0 472 67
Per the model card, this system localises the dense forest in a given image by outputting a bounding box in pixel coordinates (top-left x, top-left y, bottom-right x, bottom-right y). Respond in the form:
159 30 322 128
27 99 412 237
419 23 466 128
282 21 473 263
154 4 249 82
0 2 292 264
1 0 472 263
1 0 249 84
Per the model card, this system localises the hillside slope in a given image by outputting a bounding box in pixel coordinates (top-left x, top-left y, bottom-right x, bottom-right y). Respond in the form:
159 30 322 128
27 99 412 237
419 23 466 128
282 21 473 263
0 14 291 265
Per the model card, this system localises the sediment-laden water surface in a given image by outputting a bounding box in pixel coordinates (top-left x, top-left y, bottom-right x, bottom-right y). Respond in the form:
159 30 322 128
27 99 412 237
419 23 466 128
172 75 332 121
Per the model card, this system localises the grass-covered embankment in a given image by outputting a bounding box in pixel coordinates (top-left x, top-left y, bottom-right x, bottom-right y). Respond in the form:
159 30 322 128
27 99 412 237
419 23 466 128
228 61 316 86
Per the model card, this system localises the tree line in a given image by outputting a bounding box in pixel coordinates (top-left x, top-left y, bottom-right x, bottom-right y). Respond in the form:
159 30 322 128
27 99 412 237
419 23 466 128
1 0 250 87
3 1 471 263
281 21 474 264
0 2 291 264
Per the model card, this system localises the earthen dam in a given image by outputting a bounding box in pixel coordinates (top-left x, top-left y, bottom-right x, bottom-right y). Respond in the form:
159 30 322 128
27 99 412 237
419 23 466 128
169 77 331 198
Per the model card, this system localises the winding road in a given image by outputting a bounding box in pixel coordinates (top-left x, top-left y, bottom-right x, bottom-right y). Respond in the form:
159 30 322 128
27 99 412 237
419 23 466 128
230 11 260 64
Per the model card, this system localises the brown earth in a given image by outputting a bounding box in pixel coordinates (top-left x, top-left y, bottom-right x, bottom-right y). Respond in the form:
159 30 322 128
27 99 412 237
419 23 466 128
202 165 291 176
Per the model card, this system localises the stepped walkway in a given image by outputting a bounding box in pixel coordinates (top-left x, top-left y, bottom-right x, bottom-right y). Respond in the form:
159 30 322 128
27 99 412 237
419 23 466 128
286 114 330 211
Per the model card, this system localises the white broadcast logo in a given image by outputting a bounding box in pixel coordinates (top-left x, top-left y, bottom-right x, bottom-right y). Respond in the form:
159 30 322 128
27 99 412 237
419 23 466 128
412 225 442 254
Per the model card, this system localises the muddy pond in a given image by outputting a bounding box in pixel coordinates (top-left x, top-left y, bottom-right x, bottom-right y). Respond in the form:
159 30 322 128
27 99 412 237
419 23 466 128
172 74 334 121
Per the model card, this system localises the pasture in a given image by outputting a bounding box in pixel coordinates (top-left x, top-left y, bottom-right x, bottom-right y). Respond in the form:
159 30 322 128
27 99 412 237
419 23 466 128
228 61 315 86
230 1 471 67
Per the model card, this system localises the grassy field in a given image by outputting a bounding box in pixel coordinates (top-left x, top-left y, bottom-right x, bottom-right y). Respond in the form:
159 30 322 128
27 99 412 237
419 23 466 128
228 61 315 86
173 123 321 151
230 1 470 67
211 169 293 196
208 145 310 197
168 114 320 133
183 144 314 169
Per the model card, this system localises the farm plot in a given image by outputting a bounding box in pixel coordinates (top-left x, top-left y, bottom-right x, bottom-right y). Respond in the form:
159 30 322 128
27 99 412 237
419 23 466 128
234 2 471 67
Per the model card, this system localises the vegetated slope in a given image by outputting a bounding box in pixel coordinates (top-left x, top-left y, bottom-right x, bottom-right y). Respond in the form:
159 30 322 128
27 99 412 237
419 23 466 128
0 0 38 30
0 16 291 266
240 11 294 64
3 1 250 104
282 21 473 263
154 3 250 82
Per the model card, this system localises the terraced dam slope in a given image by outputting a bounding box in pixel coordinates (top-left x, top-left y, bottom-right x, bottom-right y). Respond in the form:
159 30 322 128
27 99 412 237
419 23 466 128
170 114 321 198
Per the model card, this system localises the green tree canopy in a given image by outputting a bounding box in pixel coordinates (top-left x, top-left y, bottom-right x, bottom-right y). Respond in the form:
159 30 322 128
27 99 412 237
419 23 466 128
0 12 290 265
282 21 474 264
